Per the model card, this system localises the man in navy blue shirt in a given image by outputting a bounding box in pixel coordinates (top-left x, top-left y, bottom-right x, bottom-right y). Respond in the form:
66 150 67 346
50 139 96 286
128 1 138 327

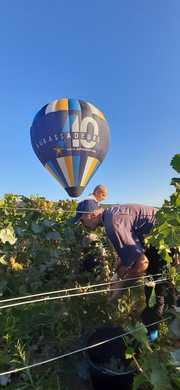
72 199 176 316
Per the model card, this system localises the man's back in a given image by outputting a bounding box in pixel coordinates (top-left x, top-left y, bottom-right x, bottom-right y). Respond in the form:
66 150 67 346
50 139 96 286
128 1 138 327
103 204 158 232
102 204 158 267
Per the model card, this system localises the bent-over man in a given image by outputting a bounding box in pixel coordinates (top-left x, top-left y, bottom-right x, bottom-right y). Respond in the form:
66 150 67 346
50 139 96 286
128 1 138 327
72 200 177 317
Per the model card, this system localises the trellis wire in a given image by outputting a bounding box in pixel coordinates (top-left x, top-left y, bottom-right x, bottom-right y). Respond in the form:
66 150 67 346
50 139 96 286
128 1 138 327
0 272 163 305
0 204 159 217
0 277 167 310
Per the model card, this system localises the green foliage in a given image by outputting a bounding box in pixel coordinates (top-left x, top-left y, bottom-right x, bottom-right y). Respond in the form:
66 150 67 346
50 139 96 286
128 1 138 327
0 152 179 390
124 322 178 390
0 227 17 245
0 193 125 388
145 155 180 273
171 154 180 173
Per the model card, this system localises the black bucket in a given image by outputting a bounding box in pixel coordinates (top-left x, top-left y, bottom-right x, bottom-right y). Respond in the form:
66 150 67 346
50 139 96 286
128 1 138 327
85 327 135 390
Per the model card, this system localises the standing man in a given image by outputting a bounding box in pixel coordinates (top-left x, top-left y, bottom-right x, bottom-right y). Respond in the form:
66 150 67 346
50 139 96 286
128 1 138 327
72 200 176 317
86 185 108 203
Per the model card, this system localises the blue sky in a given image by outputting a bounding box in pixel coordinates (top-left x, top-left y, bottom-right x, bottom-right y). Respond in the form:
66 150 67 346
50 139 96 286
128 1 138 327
0 1 179 206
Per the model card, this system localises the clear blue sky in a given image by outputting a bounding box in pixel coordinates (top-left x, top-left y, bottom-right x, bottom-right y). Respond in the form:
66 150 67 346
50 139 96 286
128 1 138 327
0 1 179 206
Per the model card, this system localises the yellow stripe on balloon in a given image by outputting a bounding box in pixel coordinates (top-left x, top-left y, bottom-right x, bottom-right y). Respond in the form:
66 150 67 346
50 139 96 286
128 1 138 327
45 163 65 188
55 98 68 111
57 157 72 187
80 157 99 187
64 156 74 186
98 111 105 120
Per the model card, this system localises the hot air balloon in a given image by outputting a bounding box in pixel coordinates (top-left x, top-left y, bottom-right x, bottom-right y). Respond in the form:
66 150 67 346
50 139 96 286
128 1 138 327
30 98 109 197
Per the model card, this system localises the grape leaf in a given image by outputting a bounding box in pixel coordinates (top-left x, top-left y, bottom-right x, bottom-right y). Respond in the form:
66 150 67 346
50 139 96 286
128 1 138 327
132 373 147 390
0 227 17 245
31 222 44 234
45 231 61 241
131 322 148 345
0 255 7 265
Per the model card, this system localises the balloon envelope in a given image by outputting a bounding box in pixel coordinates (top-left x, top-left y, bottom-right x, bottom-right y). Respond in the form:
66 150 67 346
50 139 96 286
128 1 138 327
30 98 109 197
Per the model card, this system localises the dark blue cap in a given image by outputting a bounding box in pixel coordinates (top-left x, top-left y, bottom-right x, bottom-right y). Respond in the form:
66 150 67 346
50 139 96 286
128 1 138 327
72 199 99 224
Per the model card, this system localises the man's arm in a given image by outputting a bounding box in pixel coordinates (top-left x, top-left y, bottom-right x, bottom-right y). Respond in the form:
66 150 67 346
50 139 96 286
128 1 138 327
117 254 149 279
108 254 149 303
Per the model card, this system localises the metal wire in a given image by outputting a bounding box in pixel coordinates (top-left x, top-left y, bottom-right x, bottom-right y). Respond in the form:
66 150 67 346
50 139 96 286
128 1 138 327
0 272 164 305
0 277 167 310
0 205 159 216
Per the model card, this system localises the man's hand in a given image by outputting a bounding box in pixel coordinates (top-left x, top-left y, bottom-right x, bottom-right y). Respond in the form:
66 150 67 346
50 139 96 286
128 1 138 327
108 254 149 303
116 254 149 279
108 272 125 303
131 254 149 276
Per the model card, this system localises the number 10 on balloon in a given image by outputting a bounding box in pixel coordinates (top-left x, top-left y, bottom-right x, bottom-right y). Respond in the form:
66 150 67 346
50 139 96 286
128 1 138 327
71 115 99 149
